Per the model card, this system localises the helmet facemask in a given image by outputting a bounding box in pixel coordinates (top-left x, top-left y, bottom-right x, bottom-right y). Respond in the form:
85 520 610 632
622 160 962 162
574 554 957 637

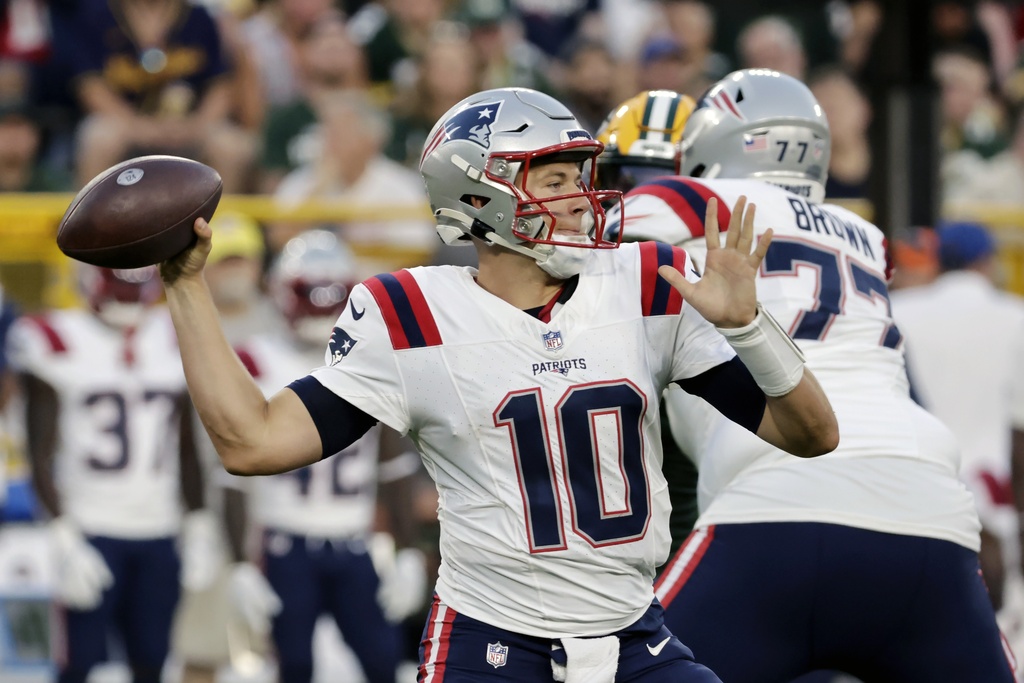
420 88 624 276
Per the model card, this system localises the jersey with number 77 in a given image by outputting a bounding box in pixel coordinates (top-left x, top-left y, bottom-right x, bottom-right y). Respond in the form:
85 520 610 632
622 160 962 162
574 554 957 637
612 176 980 552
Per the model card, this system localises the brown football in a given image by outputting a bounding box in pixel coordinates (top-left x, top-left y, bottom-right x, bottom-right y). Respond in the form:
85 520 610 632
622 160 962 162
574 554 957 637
57 155 223 269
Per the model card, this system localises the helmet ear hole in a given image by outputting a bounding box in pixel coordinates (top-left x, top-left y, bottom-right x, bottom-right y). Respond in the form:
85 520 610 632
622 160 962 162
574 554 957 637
461 194 491 209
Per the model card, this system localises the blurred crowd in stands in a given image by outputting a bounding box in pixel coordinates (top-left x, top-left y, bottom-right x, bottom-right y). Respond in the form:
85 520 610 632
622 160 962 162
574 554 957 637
0 0 1022 260
4 1 1024 680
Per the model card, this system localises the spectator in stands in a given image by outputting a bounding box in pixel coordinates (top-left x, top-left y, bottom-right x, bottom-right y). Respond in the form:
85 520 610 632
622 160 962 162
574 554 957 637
272 91 435 270
943 106 1024 205
736 14 807 80
933 0 994 70
260 11 368 193
635 36 692 98
808 66 872 200
892 221 1024 618
239 0 336 111
934 47 1010 161
0 97 69 192
553 38 620 134
508 0 602 59
347 0 449 104
386 23 482 167
65 0 255 191
650 0 728 98
459 0 552 94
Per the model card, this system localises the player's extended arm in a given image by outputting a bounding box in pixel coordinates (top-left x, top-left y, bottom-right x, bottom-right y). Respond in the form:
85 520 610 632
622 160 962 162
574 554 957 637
659 196 839 458
160 218 323 475
21 373 62 517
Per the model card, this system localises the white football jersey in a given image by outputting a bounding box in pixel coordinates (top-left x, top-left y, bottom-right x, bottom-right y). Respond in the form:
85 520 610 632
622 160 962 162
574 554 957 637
308 242 736 638
891 271 1024 537
613 177 980 551
238 334 381 538
6 308 187 538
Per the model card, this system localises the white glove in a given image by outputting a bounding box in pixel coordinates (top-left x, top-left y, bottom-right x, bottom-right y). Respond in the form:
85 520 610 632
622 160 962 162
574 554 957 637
49 517 113 610
179 510 225 592
228 562 282 635
368 532 427 623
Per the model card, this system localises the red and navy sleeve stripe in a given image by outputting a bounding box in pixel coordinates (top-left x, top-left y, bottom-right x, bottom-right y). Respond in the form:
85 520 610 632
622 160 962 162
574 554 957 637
364 271 443 350
631 177 731 239
26 315 67 354
234 347 261 379
639 241 688 316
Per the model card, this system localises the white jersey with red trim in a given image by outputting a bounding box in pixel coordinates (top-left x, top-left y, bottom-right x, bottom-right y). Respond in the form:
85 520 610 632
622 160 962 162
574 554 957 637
237 335 381 539
308 242 737 638
6 308 187 538
613 177 980 550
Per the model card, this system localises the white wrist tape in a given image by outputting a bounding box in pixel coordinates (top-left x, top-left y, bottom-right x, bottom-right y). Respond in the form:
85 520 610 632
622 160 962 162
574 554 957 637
716 304 805 397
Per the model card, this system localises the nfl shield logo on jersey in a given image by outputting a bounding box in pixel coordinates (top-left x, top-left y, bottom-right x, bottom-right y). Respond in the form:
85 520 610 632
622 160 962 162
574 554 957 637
486 642 508 668
542 330 563 352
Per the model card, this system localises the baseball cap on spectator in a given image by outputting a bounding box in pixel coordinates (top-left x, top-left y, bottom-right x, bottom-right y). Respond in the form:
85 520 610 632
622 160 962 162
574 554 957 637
640 37 686 66
207 211 265 265
937 221 995 270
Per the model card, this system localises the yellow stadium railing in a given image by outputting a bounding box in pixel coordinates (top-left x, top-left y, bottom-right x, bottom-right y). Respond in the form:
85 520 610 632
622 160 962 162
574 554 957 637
3 194 1024 309
0 194 437 310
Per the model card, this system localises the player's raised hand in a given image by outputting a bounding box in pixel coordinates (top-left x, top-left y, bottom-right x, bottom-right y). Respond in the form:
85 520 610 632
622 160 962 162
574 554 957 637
657 195 772 328
159 217 213 286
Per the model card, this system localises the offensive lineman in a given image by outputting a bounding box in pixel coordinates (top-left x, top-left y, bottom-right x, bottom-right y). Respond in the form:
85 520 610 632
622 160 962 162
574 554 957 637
598 72 1013 682
159 87 838 682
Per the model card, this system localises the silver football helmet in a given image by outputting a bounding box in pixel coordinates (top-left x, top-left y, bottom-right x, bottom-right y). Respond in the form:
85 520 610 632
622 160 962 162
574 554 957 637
79 264 162 329
679 69 831 203
269 229 359 347
419 87 622 272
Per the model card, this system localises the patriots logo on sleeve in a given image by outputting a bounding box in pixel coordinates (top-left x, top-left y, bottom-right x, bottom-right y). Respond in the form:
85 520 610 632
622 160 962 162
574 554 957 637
441 101 502 149
328 327 357 365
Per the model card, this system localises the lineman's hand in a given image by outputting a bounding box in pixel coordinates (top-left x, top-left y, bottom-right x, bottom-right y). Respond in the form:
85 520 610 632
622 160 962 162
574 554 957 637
657 195 772 329
160 217 212 287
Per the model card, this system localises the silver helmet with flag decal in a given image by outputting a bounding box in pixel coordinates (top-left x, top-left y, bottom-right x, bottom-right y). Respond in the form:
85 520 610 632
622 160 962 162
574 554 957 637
419 87 623 272
679 69 831 203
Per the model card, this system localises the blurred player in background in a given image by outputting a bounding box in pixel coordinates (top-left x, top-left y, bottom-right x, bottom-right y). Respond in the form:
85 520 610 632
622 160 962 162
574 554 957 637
6 265 205 683
891 221 1024 653
0 285 18 517
171 211 285 683
158 86 838 682
597 75 1013 682
231 229 426 683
